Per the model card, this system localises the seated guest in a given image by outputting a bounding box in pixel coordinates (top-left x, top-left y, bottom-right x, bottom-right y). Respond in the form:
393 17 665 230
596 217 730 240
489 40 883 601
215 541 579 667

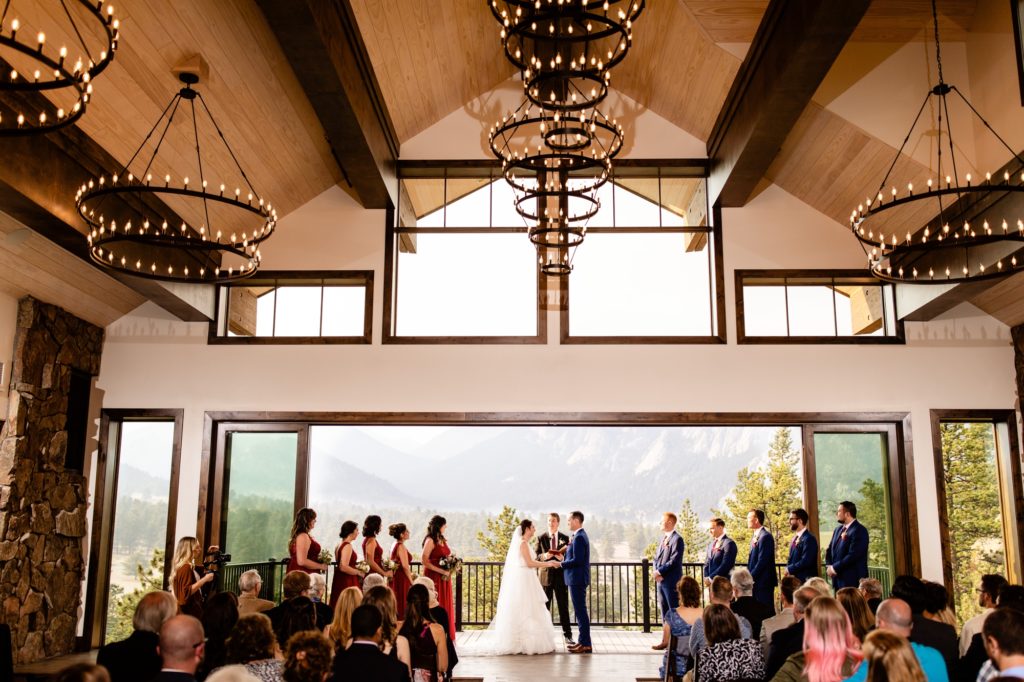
412 576 458 678
690 577 753 661
891 576 957 674
982 608 1024 681
959 575 1006 657
804 577 833 598
696 604 765 682
205 668 260 682
837 587 875 643
766 586 819 680
274 596 317 652
362 573 387 595
363 585 412 675
97 590 177 682
333 604 410 682
845 599 947 682
762 576 803 655
398 585 447 682
150 614 205 682
861 630 927 682
52 663 112 682
327 586 363 651
923 582 956 629
225 613 283 681
237 571 274 616
308 573 333 631
769 597 862 682
198 592 240 680
283 631 333 682
731 567 774 640
265 571 311 631
859 579 884 615
660 576 703 681
961 585 1024 682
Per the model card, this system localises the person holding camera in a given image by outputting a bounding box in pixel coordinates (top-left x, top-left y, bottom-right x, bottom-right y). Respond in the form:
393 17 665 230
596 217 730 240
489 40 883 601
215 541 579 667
172 536 218 619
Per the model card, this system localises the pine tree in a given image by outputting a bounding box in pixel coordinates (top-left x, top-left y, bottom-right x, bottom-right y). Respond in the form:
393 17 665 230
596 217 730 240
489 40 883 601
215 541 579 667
475 505 521 561
678 498 708 563
715 427 803 562
104 549 166 643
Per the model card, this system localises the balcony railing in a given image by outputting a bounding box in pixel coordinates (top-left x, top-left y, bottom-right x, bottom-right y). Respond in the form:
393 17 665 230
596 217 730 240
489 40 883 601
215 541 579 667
217 559 892 633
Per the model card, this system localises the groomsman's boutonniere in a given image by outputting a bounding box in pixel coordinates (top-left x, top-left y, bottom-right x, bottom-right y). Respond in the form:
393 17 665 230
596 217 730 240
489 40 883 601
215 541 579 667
840 530 848 541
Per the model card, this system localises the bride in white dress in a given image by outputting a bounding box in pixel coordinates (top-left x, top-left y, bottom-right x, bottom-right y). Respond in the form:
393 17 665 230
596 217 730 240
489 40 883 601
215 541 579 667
465 519 562 655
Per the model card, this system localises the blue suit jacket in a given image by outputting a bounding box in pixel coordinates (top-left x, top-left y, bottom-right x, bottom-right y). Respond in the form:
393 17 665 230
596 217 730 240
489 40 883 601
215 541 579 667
561 528 591 586
786 531 819 580
654 530 685 583
747 528 778 587
825 520 869 588
704 535 737 580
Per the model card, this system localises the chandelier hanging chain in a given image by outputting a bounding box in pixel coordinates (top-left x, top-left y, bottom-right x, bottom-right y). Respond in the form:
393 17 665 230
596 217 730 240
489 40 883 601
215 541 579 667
190 96 212 235
60 0 94 66
0 0 9 29
196 91 262 199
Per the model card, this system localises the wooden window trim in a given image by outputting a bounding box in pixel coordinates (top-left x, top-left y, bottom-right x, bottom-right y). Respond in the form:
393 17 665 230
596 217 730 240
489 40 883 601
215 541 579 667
736 268 906 345
929 409 1024 601
1013 0 1024 107
83 409 184 649
208 270 373 345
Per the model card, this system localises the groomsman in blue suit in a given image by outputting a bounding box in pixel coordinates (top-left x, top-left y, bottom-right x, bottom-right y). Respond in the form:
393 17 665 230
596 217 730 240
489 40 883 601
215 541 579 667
561 510 593 653
703 518 737 586
746 509 778 607
651 511 685 650
825 501 869 589
785 508 819 581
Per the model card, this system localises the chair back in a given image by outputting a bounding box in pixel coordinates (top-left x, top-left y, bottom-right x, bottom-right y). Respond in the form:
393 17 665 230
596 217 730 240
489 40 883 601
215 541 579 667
664 633 694 682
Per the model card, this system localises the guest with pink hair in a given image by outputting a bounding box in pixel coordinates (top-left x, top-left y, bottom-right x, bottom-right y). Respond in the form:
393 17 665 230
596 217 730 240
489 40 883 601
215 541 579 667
770 596 864 682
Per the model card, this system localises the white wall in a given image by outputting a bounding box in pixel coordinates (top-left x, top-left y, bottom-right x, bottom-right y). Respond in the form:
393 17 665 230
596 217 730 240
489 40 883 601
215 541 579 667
0 290 18 418
97 182 1015 582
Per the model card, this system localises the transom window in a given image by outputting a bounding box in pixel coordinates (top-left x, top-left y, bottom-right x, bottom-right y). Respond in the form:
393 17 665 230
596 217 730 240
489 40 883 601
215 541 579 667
210 271 373 344
736 270 903 343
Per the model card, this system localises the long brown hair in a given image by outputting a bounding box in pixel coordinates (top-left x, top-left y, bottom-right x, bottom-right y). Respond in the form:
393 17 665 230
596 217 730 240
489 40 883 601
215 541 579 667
290 508 317 542
863 630 926 682
837 587 875 642
424 515 446 546
362 585 399 645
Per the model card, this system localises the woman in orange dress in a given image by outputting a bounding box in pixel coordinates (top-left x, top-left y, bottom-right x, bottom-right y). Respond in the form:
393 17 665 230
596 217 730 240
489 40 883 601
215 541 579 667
329 520 365 608
389 523 414 619
171 536 215 619
288 507 328 574
361 515 394 583
421 514 456 641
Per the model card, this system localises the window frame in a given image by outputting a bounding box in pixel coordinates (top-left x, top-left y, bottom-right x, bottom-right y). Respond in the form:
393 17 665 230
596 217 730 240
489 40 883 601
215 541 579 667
208 270 374 345
735 269 905 344
383 162 547 344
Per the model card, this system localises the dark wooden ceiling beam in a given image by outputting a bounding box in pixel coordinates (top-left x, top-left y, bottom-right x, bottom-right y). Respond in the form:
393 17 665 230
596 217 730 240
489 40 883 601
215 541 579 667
257 0 398 209
706 0 872 208
0 97 214 322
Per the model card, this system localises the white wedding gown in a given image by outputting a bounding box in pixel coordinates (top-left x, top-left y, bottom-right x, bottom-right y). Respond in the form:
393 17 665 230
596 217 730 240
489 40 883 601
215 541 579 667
462 528 557 656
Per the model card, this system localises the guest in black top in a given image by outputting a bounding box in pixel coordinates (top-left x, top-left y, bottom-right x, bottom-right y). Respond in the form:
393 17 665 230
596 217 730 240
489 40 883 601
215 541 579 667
148 615 205 682
891 575 957 673
730 568 774 640
413 576 458 680
197 592 239 680
97 591 178 682
334 604 411 682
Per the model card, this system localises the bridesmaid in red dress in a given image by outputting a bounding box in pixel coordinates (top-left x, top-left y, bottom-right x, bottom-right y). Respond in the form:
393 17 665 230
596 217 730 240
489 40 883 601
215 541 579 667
421 514 456 641
389 522 414 619
328 520 365 608
288 508 328 574
361 515 394 583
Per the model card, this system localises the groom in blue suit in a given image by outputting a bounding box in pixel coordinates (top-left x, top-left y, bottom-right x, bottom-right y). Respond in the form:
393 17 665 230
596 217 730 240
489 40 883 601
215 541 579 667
825 501 869 589
703 518 737 585
561 510 592 653
746 509 778 607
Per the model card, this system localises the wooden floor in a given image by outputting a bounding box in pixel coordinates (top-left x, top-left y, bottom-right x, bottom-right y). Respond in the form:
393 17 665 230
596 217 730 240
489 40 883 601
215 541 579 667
14 628 664 682
456 627 664 681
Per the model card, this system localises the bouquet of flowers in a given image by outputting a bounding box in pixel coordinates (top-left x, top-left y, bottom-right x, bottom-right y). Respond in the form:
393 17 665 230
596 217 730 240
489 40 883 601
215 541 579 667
355 560 370 574
317 549 333 565
439 554 463 580
382 559 398 572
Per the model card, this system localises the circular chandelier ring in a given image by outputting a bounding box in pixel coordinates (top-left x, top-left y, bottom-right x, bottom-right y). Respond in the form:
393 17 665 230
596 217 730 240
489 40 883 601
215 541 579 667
514 187 600 224
528 224 586 249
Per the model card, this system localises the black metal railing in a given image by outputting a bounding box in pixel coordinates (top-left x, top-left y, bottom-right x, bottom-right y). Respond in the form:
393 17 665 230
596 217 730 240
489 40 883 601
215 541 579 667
217 559 892 633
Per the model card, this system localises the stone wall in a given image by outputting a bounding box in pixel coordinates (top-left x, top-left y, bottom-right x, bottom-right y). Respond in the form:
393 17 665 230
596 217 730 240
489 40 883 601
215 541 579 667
0 297 103 664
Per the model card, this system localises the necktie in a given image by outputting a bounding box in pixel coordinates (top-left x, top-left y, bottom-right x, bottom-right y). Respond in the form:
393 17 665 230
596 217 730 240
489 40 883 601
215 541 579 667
791 535 798 550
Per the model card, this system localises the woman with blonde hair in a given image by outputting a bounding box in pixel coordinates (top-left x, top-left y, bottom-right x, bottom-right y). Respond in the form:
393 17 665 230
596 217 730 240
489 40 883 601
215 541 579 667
770 597 863 682
837 587 875 643
862 630 926 682
363 584 412 675
326 585 362 650
171 536 214 619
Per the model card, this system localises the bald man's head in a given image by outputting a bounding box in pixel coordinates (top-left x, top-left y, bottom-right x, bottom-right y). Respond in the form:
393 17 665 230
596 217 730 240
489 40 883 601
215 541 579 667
158 615 205 673
876 598 913 637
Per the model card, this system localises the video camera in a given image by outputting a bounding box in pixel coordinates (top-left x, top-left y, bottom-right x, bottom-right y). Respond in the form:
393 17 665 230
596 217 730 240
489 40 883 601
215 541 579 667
203 547 232 571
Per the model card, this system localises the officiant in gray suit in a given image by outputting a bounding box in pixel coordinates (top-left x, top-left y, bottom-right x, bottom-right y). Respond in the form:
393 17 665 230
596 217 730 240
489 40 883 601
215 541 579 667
536 512 574 644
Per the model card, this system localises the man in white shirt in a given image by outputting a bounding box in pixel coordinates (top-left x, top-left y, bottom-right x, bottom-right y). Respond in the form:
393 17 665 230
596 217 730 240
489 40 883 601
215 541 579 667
960 574 1007 656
